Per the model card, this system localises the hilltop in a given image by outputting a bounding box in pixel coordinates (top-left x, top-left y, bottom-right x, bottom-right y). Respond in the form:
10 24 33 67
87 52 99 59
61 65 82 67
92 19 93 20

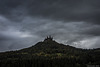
0 36 100 67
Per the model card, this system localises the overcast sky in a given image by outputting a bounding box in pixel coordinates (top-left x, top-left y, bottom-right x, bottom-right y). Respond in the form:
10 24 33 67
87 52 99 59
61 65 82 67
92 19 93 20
0 0 100 52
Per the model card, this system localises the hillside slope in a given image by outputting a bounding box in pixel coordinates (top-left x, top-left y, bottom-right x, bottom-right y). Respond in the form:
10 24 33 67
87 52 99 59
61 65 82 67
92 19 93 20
0 37 100 67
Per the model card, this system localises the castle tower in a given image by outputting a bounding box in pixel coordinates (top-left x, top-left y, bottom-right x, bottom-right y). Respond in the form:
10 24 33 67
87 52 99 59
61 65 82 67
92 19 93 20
44 35 53 42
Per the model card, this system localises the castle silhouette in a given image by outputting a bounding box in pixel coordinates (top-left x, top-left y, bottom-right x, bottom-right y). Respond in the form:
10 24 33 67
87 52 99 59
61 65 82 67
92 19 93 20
44 35 53 42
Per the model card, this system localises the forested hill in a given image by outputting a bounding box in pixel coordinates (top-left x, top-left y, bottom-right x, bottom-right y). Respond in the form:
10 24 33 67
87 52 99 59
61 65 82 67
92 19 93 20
0 37 100 67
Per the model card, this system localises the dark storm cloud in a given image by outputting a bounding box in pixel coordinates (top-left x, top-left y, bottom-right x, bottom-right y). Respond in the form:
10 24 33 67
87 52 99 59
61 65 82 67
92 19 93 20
0 0 100 51
0 0 100 24
25 0 100 24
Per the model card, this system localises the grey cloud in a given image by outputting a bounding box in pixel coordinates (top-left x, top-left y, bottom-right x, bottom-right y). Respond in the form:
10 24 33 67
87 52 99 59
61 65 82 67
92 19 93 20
0 0 100 24
0 16 100 51
80 25 100 36
0 0 100 51
26 0 100 24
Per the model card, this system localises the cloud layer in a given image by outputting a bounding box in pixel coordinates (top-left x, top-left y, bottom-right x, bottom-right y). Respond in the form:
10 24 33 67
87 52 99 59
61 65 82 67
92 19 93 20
0 0 100 51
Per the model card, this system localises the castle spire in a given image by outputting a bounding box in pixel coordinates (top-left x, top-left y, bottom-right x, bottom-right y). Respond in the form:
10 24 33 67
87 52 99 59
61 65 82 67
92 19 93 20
44 35 53 42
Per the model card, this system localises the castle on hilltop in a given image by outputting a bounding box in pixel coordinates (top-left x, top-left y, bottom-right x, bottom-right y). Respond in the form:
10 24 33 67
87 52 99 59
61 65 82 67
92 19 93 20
44 35 53 42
